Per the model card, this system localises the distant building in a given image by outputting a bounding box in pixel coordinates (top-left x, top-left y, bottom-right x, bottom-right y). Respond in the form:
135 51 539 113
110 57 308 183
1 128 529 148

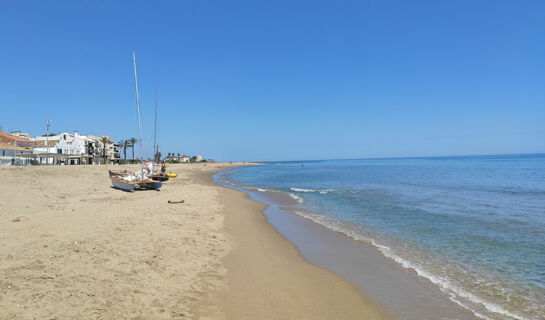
196 155 203 162
0 131 36 148
163 154 192 163
32 132 119 165
0 131 36 165
86 134 120 164
1 130 123 165
33 133 84 165
164 155 180 162
9 131 31 139
0 141 33 166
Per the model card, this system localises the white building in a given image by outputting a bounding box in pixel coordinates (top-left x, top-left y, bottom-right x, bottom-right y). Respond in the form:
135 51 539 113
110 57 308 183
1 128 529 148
32 132 120 165
10 131 31 139
33 133 85 165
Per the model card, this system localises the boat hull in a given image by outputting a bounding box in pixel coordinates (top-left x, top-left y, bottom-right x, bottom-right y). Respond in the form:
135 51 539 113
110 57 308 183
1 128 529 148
137 181 163 190
111 176 136 191
149 174 169 182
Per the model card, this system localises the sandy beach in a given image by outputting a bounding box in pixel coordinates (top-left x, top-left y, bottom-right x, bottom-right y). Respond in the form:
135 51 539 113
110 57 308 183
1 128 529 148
0 163 388 319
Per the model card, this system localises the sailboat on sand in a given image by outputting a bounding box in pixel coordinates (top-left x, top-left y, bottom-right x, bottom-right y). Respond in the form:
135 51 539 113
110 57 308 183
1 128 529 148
110 52 162 191
147 84 169 182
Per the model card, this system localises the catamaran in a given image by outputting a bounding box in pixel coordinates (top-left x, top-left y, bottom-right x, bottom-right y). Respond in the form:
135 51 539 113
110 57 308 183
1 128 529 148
110 52 162 191
147 84 169 182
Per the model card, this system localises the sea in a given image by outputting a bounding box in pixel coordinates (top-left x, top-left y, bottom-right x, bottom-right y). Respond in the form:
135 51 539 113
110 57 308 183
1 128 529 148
217 154 545 320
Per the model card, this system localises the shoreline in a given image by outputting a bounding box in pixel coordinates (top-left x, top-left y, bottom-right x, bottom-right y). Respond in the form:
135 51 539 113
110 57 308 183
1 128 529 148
201 165 390 319
0 163 388 319
215 167 479 320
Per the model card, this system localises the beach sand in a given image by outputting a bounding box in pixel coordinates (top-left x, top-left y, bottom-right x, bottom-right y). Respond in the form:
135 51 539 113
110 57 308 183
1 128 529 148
0 163 388 319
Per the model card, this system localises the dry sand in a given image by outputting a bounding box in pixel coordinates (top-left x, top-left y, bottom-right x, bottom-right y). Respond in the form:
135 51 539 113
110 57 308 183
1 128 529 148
0 163 389 319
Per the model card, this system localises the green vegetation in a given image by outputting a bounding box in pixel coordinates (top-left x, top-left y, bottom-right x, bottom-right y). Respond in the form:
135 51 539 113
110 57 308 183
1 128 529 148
119 139 130 160
99 136 112 164
129 137 137 160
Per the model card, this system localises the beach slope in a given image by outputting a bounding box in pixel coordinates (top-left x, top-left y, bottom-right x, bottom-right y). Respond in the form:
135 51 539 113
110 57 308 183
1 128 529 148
0 163 387 319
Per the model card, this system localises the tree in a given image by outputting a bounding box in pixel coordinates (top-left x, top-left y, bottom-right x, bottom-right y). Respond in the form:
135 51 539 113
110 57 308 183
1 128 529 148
119 140 128 160
99 136 111 164
190 156 197 163
129 137 137 160
154 151 161 163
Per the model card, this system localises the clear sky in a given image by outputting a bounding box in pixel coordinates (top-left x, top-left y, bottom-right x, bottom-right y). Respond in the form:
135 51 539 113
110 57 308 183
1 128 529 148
1 1 544 161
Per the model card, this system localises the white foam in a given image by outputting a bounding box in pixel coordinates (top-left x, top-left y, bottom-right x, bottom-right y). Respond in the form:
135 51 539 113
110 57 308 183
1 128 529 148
288 193 304 203
291 187 337 194
291 210 528 320
257 188 267 192
319 189 336 194
290 187 317 192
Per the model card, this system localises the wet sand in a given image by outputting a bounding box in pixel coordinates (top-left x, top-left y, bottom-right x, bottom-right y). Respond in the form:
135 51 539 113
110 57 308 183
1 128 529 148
214 174 478 320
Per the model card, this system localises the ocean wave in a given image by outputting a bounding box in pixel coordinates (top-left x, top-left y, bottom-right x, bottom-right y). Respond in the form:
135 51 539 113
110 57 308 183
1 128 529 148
291 210 532 320
290 187 317 192
319 189 336 194
291 187 336 194
288 193 304 204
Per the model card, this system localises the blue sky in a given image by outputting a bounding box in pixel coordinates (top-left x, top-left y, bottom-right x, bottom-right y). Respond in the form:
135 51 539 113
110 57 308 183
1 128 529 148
1 0 544 161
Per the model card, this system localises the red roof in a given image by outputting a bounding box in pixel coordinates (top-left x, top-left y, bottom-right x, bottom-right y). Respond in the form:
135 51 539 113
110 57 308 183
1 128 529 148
0 131 37 145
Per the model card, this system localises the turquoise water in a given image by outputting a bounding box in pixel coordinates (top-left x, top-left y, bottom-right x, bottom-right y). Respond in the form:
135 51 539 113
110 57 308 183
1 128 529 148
221 154 545 320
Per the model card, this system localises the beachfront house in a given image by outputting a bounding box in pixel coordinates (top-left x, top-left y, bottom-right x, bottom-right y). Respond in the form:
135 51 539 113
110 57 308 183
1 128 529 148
0 131 37 165
0 141 33 166
33 133 84 165
0 130 122 165
33 132 120 165
68 132 100 165
87 135 120 164
0 131 36 148
163 154 191 163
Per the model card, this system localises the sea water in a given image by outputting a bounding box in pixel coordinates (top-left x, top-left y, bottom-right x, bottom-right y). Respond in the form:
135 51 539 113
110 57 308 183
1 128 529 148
219 154 545 320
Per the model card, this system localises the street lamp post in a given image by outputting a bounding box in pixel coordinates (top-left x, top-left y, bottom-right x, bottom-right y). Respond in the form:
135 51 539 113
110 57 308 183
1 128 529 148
45 120 51 165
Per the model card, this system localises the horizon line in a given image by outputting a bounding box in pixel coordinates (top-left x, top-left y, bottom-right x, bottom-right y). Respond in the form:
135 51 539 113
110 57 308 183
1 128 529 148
249 152 545 163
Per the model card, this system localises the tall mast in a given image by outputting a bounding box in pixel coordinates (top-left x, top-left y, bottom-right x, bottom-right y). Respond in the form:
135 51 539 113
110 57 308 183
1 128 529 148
153 82 158 169
132 52 144 177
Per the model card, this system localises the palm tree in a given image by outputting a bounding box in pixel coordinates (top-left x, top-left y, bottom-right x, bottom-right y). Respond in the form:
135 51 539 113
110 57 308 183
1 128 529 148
99 136 111 164
119 140 129 160
129 137 137 160
118 140 124 159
